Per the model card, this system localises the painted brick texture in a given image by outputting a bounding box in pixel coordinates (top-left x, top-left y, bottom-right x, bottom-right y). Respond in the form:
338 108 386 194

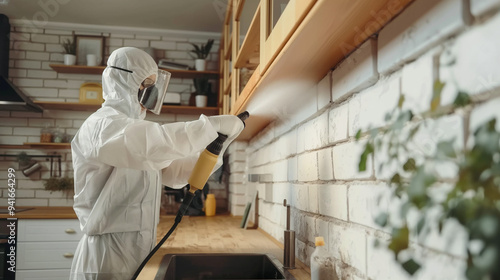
226 2 500 279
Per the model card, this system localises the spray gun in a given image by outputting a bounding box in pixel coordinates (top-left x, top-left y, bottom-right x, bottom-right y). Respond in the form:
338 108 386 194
177 110 249 223
131 111 249 280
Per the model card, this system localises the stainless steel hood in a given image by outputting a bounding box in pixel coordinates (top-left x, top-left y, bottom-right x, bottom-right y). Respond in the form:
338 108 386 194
0 14 42 112
0 76 43 112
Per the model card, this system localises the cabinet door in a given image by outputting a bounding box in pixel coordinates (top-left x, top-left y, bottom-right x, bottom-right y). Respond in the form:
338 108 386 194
18 219 82 242
17 241 78 270
16 269 70 280
260 0 316 75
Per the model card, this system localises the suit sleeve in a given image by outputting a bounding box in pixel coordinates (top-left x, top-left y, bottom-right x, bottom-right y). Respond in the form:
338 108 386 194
89 115 218 171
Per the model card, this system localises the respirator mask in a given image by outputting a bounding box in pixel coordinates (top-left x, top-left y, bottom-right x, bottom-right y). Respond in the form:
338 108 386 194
137 69 171 115
109 66 171 115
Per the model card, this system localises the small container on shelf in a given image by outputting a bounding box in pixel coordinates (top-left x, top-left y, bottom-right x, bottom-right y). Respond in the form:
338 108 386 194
52 129 64 143
40 125 52 143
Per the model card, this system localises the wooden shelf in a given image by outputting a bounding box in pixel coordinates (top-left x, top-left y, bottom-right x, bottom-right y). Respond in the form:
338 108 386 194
33 101 219 115
49 64 219 79
34 101 101 111
0 145 28 149
49 64 105 74
0 143 71 149
24 142 71 149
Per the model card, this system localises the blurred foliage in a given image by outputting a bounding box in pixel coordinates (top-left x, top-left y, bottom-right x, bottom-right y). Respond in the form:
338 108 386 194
44 177 74 199
356 81 500 279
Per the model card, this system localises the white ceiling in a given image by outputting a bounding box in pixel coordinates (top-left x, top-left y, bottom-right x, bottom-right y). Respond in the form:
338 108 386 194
0 0 231 33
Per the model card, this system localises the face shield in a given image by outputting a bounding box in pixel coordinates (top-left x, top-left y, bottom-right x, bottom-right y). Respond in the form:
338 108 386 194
138 69 171 115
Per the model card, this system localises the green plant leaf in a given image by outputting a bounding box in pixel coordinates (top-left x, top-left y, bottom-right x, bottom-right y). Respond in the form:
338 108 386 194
398 94 405 109
391 173 401 185
375 212 389 227
472 244 498 271
416 215 426 235
438 219 444 234
190 43 201 52
355 129 362 140
385 112 393 122
402 258 421 275
388 226 409 257
466 266 486 280
430 80 445 112
403 158 417 172
453 91 472 108
437 140 457 158
477 214 499 239
392 110 413 130
400 201 412 219
449 199 478 226
408 167 435 208
359 143 374 171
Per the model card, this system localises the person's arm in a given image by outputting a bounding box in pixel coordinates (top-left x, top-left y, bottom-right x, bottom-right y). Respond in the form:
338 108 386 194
93 115 218 170
161 156 199 188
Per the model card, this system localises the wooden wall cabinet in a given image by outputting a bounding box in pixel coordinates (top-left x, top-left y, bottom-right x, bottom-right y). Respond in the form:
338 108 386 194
220 0 414 140
259 0 315 75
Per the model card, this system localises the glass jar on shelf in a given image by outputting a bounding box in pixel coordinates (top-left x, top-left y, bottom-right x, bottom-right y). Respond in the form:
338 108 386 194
40 125 52 143
52 127 64 143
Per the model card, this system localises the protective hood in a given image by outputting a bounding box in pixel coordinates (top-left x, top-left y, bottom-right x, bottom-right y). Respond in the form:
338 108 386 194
102 47 158 119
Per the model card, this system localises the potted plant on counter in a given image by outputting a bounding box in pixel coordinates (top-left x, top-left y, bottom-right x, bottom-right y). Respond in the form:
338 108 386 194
189 39 214 71
62 38 76 65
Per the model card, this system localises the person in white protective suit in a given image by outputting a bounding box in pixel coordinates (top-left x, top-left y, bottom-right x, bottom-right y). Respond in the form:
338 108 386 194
70 47 243 280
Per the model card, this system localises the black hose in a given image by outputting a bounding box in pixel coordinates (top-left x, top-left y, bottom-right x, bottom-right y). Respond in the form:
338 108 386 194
130 191 195 280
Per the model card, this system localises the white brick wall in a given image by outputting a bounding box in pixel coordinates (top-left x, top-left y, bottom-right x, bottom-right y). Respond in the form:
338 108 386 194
331 38 378 102
440 11 500 98
471 0 500 16
378 0 470 74
332 141 372 180
328 103 348 143
224 2 500 280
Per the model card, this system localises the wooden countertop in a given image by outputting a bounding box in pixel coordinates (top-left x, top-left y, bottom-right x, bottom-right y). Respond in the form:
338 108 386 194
138 215 310 280
0 208 309 279
0 207 77 219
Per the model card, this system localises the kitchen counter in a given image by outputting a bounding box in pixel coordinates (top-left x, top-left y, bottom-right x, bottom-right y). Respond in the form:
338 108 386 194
138 215 311 280
0 208 310 279
0 206 77 219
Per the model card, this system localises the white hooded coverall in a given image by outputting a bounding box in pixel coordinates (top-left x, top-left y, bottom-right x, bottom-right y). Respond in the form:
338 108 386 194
70 47 232 279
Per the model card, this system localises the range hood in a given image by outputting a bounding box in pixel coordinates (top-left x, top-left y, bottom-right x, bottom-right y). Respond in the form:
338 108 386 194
0 14 42 112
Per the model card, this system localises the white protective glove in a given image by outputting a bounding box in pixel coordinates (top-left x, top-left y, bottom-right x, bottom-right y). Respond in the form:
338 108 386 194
208 115 245 140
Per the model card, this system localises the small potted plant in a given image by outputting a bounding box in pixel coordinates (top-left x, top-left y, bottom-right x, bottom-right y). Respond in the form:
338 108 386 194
192 77 210 107
61 38 76 65
189 39 214 71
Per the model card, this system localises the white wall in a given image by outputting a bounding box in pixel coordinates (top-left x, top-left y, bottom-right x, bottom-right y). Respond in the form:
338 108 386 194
227 0 500 278
0 22 222 207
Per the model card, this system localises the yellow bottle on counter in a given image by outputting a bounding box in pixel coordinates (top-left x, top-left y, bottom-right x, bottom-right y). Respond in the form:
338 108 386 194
205 194 216 216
